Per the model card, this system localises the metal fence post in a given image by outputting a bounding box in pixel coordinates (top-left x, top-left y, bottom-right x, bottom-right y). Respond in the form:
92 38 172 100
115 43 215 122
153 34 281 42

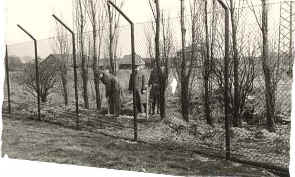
107 1 137 141
216 0 231 160
5 45 11 114
17 25 41 121
52 14 79 129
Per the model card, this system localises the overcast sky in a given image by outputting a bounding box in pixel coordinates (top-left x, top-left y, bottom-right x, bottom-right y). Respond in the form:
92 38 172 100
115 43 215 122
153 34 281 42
4 0 283 59
5 0 181 44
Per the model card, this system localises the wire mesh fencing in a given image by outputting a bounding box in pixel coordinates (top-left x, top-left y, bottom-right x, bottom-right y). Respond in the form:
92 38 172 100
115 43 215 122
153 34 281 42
2 0 292 172
4 32 134 137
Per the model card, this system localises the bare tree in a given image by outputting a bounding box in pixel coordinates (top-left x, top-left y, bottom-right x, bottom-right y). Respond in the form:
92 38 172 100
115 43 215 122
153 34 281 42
53 18 70 106
176 0 217 125
172 0 206 119
188 1 203 104
202 0 215 125
226 0 246 127
84 0 106 110
144 23 155 62
212 14 258 127
175 0 201 122
248 0 276 132
228 0 239 127
148 0 171 119
107 0 124 116
179 0 188 121
146 13 174 68
255 38 285 122
74 0 89 109
107 0 123 75
21 60 59 103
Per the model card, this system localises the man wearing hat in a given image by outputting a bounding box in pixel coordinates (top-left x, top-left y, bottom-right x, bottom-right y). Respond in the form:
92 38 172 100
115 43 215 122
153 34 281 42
128 65 146 114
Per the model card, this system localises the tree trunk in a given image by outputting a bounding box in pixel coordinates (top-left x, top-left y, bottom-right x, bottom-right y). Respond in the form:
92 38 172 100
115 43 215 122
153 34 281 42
154 0 166 120
204 0 213 126
60 69 68 106
204 74 211 124
41 94 47 103
93 59 101 110
262 0 275 132
78 0 89 109
108 6 115 75
81 55 89 109
159 85 166 119
263 61 275 132
108 5 120 115
230 0 241 127
181 78 189 121
93 31 101 110
180 0 190 122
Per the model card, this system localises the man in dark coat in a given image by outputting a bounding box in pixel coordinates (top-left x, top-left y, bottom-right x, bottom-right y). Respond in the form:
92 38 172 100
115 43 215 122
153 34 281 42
148 66 160 115
128 66 146 114
98 70 124 116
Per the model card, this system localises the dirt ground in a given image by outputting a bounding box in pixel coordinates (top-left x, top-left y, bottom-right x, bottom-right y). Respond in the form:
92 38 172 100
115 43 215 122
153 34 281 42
1 117 278 177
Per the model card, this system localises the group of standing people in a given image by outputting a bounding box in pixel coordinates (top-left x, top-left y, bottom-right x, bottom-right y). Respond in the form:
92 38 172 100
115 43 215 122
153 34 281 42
128 66 160 115
98 65 161 117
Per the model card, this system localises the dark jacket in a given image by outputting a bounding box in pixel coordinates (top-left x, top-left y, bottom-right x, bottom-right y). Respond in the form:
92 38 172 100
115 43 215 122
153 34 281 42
148 67 160 86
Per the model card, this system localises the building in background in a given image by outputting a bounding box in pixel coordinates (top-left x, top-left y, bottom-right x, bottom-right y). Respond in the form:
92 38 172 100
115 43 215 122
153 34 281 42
118 53 145 70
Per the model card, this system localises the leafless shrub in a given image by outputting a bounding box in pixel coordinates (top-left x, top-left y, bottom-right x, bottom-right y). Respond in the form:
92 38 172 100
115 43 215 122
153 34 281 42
20 60 59 103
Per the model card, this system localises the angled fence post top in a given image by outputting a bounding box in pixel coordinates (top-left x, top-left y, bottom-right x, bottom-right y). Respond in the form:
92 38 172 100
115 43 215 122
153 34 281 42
107 0 137 141
17 25 36 41
107 1 133 25
216 0 228 11
16 23 41 121
52 14 74 34
52 13 79 128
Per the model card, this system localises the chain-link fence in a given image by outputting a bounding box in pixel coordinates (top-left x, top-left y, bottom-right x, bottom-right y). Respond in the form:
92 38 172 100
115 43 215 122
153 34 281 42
3 31 134 136
2 0 292 174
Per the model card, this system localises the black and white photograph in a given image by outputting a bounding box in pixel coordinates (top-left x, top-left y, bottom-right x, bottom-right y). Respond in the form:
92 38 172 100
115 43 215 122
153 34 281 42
0 0 293 176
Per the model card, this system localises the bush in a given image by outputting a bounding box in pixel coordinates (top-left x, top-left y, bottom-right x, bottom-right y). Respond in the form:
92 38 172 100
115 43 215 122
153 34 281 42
20 60 59 103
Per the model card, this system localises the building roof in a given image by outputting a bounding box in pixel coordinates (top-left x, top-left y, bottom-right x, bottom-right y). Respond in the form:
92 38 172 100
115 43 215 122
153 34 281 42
43 54 111 67
42 54 72 66
119 54 145 66
44 53 148 69
98 58 110 67
142 58 153 65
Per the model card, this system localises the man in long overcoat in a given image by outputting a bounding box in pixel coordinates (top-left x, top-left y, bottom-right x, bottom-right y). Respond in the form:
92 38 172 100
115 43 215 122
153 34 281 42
98 70 124 116
128 66 146 114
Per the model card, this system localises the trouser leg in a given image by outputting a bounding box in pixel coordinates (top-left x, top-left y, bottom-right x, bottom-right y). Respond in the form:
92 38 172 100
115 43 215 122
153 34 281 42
144 103 148 113
156 96 160 114
135 90 142 113
151 95 156 115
